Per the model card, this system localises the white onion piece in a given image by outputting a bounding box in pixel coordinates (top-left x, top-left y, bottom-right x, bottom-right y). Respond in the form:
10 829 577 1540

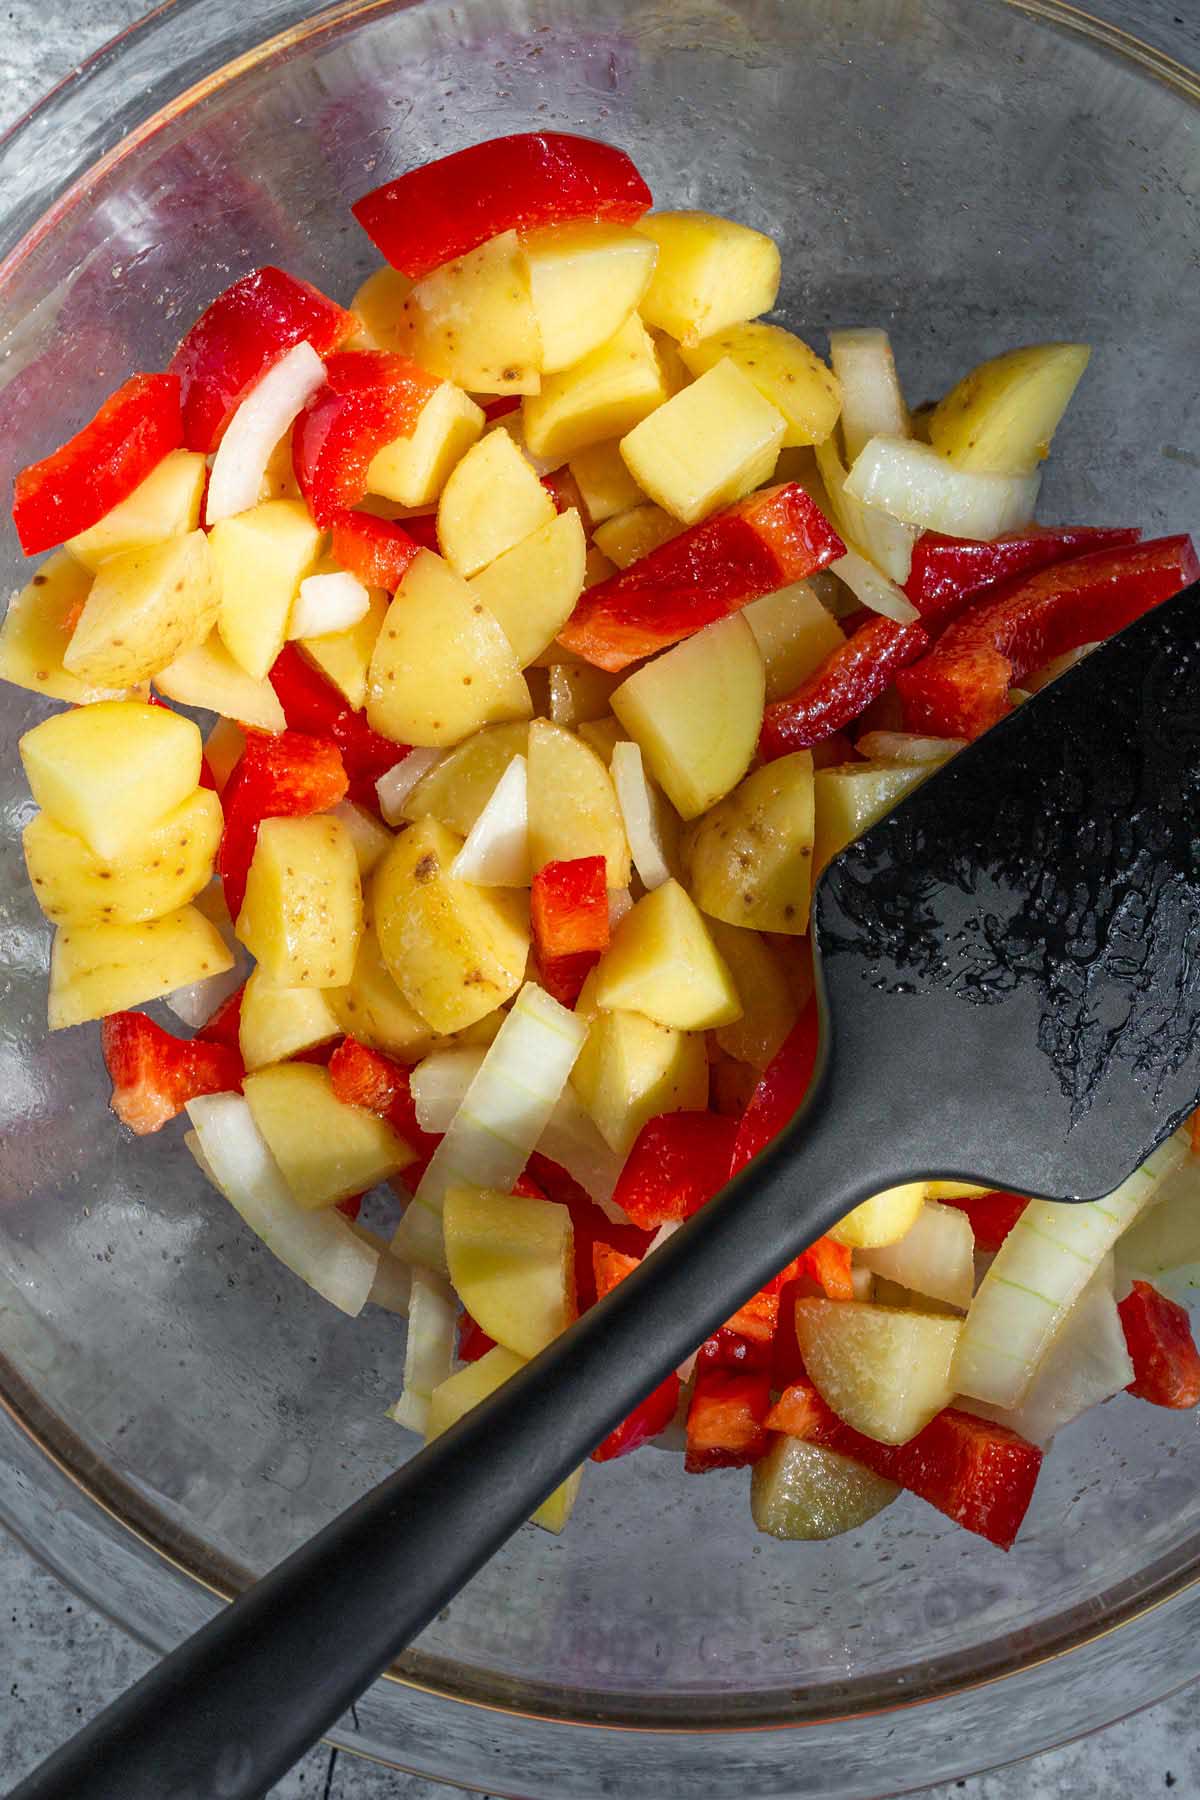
450 754 529 886
645 1220 682 1256
349 1223 414 1314
850 1264 874 1303
386 1266 458 1435
184 1099 378 1316
829 328 909 463
376 748 443 825
392 982 588 1273
845 436 1041 542
611 741 674 890
860 1201 975 1311
856 730 966 766
206 341 326 524
608 888 634 930
952 1132 1189 1407
1115 1153 1200 1285
290 571 370 640
164 883 247 1026
815 432 917 585
830 548 920 625
410 1048 489 1133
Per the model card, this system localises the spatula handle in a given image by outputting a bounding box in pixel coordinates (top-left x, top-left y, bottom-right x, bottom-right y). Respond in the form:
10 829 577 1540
9 1063 903 1800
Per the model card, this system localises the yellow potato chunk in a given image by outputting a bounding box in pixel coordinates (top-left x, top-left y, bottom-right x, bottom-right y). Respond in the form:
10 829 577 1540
687 752 816 934
235 814 363 988
238 964 343 1071
47 904 233 1030
19 698 201 861
367 381 485 507
593 880 740 1029
526 718 630 887
0 553 132 704
709 921 798 1070
211 498 324 680
591 502 681 569
620 358 784 524
576 716 623 764
349 266 413 351
401 721 529 836
204 716 245 793
751 1436 898 1540
437 428 556 579
62 530 217 687
523 221 657 373
298 586 388 713
828 1183 926 1250
811 761 928 876
366 550 531 747
571 980 708 1154
65 448 207 571
372 818 529 1033
680 322 841 449
427 1345 582 1533
401 229 542 395
243 1062 413 1209
583 545 618 588
546 661 622 727
794 1299 961 1445
741 582 845 703
23 788 221 926
568 438 646 524
467 509 585 666
522 312 668 462
154 631 286 731
444 1185 574 1356
611 612 764 820
327 921 435 1060
635 211 781 346
929 342 1091 474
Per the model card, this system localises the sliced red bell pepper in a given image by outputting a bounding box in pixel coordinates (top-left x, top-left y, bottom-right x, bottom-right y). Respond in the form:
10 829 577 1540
612 1111 740 1230
327 1036 436 1157
730 1001 820 1176
724 1287 782 1344
1118 1280 1200 1408
336 1194 365 1221
458 1312 498 1363
938 1189 1028 1251
759 614 930 759
293 351 441 527
904 525 1142 631
13 373 184 556
399 512 440 552
530 855 609 1005
483 396 522 423
542 466 591 530
684 1368 772 1472
217 728 348 921
592 1241 641 1302
769 1283 809 1389
268 644 405 813
897 535 1200 740
194 983 245 1051
556 483 845 673
698 1327 773 1374
101 1011 243 1136
765 1380 824 1437
169 265 358 454
593 1372 681 1462
330 509 421 593
352 132 653 279
796 1236 855 1301
528 1152 652 1310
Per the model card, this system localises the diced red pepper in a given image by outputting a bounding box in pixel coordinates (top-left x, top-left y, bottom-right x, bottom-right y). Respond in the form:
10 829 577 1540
1119 1280 1200 1409
291 1041 339 1067
557 483 845 672
336 1194 365 1221
293 351 441 527
101 1011 243 1136
330 509 421 592
897 535 1200 739
612 1111 739 1229
796 1236 855 1301
217 728 348 921
730 1001 820 1176
169 266 358 454
593 1372 681 1462
530 855 609 1005
458 1312 498 1363
698 1327 773 1374
13 373 183 556
327 1036 436 1157
483 396 522 422
542 466 591 530
938 1189 1028 1251
904 525 1142 631
267 644 404 814
527 1152 652 1310
352 132 653 279
593 1241 641 1301
765 1379 824 1437
769 1282 809 1389
724 1287 782 1343
759 615 930 759
684 1368 772 1472
400 512 440 552
194 983 245 1051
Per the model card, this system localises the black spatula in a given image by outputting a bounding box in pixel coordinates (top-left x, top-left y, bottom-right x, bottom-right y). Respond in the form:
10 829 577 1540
12 584 1200 1800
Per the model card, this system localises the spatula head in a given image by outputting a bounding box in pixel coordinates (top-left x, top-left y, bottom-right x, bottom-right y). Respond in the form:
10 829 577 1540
814 583 1200 1202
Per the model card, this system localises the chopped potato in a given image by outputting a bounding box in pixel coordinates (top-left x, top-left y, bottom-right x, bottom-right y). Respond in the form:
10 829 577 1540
154 631 287 732
235 814 363 988
367 381 484 507
680 322 841 447
427 1346 582 1532
66 448 207 570
742 582 845 703
23 789 221 927
593 880 741 1030
751 1436 898 1540
402 721 529 837
48 905 233 1030
297 585 388 712
591 502 682 569
349 265 414 351
811 761 928 875
19 699 201 862
444 1185 574 1356
401 229 542 395
211 498 323 680
526 718 631 888
523 311 668 462
467 509 586 665
709 920 798 1069
437 428 556 578
619 357 784 524
571 982 708 1155
547 660 622 727
568 437 646 523
929 342 1091 474
327 921 435 1060
244 1062 413 1208
62 529 217 687
828 1183 926 1250
687 752 815 933
635 210 781 345
0 552 131 704
794 1299 960 1446
238 964 343 1071
523 221 657 372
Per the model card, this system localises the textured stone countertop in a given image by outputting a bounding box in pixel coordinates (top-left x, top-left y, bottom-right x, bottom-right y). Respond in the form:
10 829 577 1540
2 0 1199 1794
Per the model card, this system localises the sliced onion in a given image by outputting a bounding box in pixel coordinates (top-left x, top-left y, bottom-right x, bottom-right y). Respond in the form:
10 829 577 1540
845 436 1041 542
952 1131 1189 1407
349 1223 414 1314
393 982 588 1273
289 571 371 640
206 341 327 524
1115 1153 1200 1290
830 548 920 625
850 1263 874 1302
164 882 247 1026
860 1200 975 1311
608 888 634 930
410 1047 489 1132
450 753 529 886
611 741 675 890
856 730 966 766
815 432 916 585
184 1099 378 1316
386 1265 458 1435
376 748 442 825
829 328 909 463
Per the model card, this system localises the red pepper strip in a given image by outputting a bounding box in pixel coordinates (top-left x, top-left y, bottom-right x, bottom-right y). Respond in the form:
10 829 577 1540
352 132 653 279
698 1328 773 1374
400 512 440 552
101 1012 243 1136
765 1381 824 1436
458 1313 498 1363
542 466 591 531
528 1153 652 1311
612 1110 740 1229
217 728 348 921
583 1241 682 1460
938 1189 1028 1251
483 396 522 422
557 483 845 673
1119 1280 1200 1408
897 535 1200 740
797 1237 855 1300
530 855 609 1005
592 1241 640 1301
195 983 246 1051
336 1194 365 1221
268 644 405 814
769 1284 809 1389
759 615 930 759
330 510 421 593
293 351 441 528
13 373 183 556
730 1002 820 1176
169 266 357 454
684 1368 772 1472
327 1036 437 1158
905 525 1142 631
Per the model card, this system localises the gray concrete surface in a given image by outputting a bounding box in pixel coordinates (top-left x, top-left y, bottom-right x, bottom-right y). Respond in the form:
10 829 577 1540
3 0 1200 1794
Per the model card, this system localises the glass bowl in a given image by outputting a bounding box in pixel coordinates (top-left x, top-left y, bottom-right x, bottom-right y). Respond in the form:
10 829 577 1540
2 2 1199 1794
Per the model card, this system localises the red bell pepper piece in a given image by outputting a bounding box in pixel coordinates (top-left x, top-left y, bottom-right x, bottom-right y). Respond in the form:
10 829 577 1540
169 266 357 454
530 855 609 1005
194 983 245 1051
612 1111 739 1230
770 1282 809 1389
765 1380 824 1437
730 1001 820 1176
759 615 930 759
557 484 845 673
101 1012 243 1136
458 1312 497 1363
698 1327 773 1374
268 644 404 813
1118 1280 1200 1408
336 1194 365 1221
684 1368 772 1472
939 1189 1028 1251
898 535 1200 740
542 466 591 530
723 1287 782 1344
352 132 653 279
330 510 421 593
483 396 522 422
327 1036 436 1157
528 1153 652 1310
797 1236 855 1301
293 351 441 527
592 1241 641 1301
217 728 348 921
593 1372 681 1463
400 512 440 552
904 525 1142 631
13 373 183 556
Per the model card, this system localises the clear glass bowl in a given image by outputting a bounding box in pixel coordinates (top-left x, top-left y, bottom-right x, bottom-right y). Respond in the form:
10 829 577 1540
1 2 1199 1794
